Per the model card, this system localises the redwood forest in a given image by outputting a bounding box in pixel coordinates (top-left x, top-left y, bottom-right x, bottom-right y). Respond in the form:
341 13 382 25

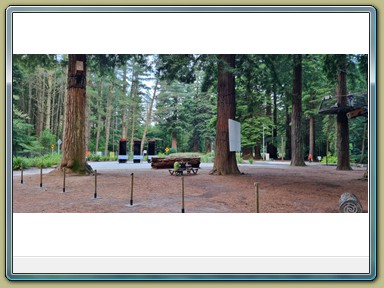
12 54 368 174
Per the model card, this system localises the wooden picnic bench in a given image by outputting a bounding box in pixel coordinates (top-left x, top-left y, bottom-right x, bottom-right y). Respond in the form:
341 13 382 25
169 166 199 176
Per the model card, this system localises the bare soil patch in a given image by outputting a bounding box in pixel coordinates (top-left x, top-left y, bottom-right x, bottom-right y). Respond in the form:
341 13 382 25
12 162 368 213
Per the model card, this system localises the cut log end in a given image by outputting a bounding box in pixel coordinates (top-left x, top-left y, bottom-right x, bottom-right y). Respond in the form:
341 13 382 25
339 192 363 213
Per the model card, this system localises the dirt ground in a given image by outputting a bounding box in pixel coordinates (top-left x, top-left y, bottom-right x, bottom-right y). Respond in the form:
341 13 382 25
12 162 368 213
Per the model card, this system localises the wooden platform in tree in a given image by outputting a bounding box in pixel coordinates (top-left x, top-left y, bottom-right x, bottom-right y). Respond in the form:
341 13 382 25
151 157 201 169
318 93 368 117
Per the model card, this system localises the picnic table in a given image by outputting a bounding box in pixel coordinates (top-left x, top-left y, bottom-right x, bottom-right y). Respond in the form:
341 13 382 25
169 164 199 176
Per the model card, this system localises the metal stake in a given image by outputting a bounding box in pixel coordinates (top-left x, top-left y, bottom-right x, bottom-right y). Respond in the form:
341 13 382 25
63 168 66 192
181 176 185 213
21 164 23 184
94 169 97 198
254 182 260 213
40 166 43 187
130 173 134 205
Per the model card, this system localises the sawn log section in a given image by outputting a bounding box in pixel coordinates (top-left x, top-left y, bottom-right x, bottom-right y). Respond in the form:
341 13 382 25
151 157 201 169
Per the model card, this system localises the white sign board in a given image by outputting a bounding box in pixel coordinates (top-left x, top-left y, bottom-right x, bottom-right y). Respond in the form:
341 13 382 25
228 119 241 152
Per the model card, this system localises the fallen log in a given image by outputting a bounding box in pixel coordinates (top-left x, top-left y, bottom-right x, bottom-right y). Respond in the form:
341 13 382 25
151 157 201 169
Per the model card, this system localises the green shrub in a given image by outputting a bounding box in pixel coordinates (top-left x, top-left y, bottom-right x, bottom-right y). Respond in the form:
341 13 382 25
321 154 337 164
14 154 61 169
237 156 244 164
168 148 177 154
12 156 30 170
248 157 254 164
91 154 101 162
102 155 110 161
201 153 214 163
39 129 57 152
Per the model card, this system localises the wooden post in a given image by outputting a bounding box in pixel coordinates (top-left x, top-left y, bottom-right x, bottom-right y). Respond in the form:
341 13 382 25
181 176 185 213
254 182 259 213
130 173 134 205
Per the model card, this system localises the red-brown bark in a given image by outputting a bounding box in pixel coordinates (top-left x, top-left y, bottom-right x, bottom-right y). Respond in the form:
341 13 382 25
210 54 240 175
61 54 87 173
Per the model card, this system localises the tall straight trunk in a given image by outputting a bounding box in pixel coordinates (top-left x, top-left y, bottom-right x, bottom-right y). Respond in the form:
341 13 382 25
205 140 211 153
360 122 367 163
55 77 65 139
85 67 91 152
50 72 57 134
27 78 33 135
309 115 315 159
192 135 199 152
273 87 277 139
141 79 158 153
254 145 261 160
36 70 46 137
171 131 177 150
27 79 33 122
130 70 139 155
45 70 54 131
210 54 240 175
95 81 103 152
336 55 351 170
121 64 128 139
104 81 114 156
285 102 291 160
61 54 87 173
290 54 305 166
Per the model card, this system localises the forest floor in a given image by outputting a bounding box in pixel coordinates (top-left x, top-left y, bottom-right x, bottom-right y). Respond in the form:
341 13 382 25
12 161 368 213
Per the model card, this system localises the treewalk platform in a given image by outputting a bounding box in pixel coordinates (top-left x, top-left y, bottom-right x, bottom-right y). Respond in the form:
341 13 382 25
318 93 368 119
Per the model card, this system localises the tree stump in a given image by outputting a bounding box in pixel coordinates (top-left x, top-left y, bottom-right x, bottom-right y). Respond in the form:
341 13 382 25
339 192 363 213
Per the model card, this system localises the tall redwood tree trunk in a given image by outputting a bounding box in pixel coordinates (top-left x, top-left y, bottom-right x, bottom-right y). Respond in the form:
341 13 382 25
290 54 306 166
61 54 87 173
210 54 240 175
336 56 351 170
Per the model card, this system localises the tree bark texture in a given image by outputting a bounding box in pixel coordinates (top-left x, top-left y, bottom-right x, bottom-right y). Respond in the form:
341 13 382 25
290 54 306 166
130 70 139 155
336 56 352 170
309 115 315 159
61 54 87 173
285 103 291 160
210 54 240 175
141 79 158 153
36 70 46 137
171 131 178 150
104 81 114 156
45 70 54 131
95 81 103 152
121 64 128 139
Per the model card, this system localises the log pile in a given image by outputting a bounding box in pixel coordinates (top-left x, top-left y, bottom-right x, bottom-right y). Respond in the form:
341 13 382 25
151 157 201 169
